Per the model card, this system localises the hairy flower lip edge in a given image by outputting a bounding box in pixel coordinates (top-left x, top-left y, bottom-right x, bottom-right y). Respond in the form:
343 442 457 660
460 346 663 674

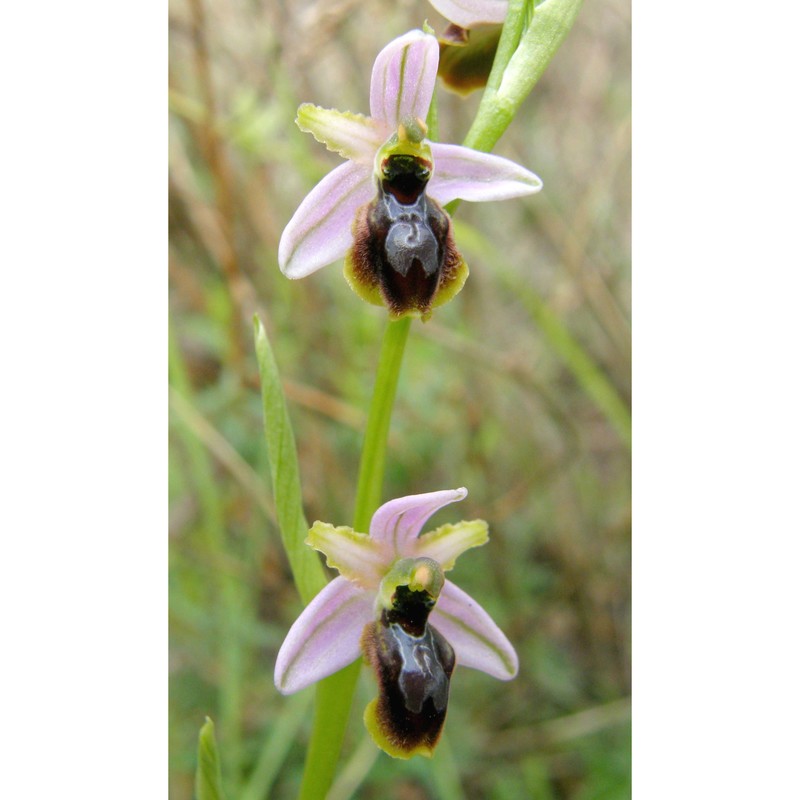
361 607 456 759
273 489 519 696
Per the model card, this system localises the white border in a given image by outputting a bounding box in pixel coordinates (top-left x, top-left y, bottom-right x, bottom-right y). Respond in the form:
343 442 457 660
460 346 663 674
2 2 166 795
633 0 800 796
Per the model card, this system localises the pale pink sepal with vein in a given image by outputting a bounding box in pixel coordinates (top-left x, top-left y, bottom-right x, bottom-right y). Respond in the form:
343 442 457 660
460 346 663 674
274 576 374 694
429 142 543 206
369 30 440 128
430 580 519 679
278 160 373 279
369 487 469 556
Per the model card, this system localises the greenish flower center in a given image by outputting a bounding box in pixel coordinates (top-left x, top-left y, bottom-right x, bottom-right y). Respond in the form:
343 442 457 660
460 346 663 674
374 121 434 204
377 556 445 622
380 154 431 204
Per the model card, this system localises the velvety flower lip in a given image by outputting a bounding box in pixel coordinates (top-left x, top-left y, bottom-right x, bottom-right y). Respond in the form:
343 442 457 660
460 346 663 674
273 488 518 696
278 29 541 283
428 0 508 28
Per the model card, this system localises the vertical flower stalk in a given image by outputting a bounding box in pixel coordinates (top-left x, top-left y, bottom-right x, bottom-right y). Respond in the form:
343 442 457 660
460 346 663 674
296 316 410 799
270 5 583 791
462 0 585 153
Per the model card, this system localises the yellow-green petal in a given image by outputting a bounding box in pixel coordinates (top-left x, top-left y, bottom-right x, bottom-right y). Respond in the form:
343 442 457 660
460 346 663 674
413 519 489 570
296 104 382 164
306 521 387 588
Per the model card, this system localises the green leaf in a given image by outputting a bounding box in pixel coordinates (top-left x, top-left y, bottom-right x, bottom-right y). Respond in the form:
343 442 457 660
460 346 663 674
253 315 327 605
297 318 411 800
256 313 360 800
195 717 227 800
352 317 411 531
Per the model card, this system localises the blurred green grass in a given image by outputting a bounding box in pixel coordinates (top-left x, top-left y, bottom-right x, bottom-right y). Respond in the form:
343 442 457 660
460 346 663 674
169 0 631 797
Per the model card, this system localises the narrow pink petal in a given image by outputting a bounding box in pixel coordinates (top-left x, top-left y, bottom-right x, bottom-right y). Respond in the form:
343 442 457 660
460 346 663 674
369 488 468 557
428 142 543 206
274 577 373 694
430 580 518 679
428 0 508 27
279 160 373 279
369 30 439 129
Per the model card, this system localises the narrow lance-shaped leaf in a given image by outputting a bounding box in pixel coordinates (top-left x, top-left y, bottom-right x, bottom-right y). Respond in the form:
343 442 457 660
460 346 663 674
195 717 227 800
254 315 327 604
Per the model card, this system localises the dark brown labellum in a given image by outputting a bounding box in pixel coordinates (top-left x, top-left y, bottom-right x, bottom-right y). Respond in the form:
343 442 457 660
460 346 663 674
379 191 444 311
348 156 463 318
362 606 455 757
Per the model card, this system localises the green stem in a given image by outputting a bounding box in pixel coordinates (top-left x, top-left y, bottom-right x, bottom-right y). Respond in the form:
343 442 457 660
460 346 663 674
462 0 528 153
298 316 412 800
353 316 412 530
464 0 583 154
484 0 529 96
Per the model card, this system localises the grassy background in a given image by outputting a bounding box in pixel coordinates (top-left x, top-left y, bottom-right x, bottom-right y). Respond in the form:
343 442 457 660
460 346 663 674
169 0 631 797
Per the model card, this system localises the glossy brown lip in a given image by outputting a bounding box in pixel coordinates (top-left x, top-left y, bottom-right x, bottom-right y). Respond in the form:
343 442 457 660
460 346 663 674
348 183 461 318
361 592 456 757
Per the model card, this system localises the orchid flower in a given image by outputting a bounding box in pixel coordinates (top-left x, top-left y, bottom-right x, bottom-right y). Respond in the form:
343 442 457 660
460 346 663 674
274 488 518 759
278 29 541 319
